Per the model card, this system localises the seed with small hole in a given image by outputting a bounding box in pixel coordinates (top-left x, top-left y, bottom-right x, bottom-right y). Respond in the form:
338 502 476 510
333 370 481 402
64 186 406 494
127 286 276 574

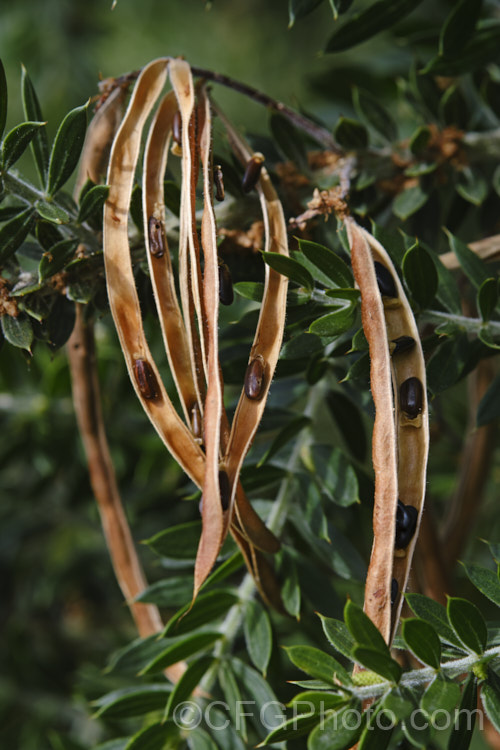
400 377 423 419
395 500 418 549
172 110 182 145
391 578 398 606
242 153 264 193
133 359 159 400
214 164 225 202
148 216 165 258
390 336 416 356
244 357 265 400
218 263 234 306
374 261 397 298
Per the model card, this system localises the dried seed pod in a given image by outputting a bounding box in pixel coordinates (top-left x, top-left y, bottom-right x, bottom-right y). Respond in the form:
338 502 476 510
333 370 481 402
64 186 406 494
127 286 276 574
242 152 264 193
214 164 225 201
218 469 231 511
133 358 159 400
191 402 203 443
148 215 165 258
218 262 234 306
244 356 265 400
390 335 416 356
391 578 398 606
374 261 397 298
395 500 418 549
400 376 423 419
172 110 182 145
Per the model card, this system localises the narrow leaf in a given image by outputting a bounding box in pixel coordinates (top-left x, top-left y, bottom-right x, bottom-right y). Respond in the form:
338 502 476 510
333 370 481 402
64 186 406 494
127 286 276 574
481 681 500 734
36 201 70 225
285 645 351 685
463 562 500 608
439 0 483 57
393 184 429 219
289 0 324 27
0 207 34 263
187 728 218 750
21 66 49 184
243 600 272 675
47 101 89 195
351 646 402 683
262 251 314 290
164 655 214 720
38 239 77 282
308 303 356 337
262 713 321 745
421 675 461 717
77 184 109 223
105 635 169 675
402 242 438 308
258 415 310 466
145 520 202 559
447 597 487 654
326 391 366 461
477 277 498 322
163 591 238 636
218 662 246 741
319 615 355 660
344 600 389 653
308 702 363 750
140 632 222 675
352 86 397 142
125 721 179 750
1 121 45 170
401 618 441 669
93 685 172 719
447 674 477 750
298 239 354 287
1 313 33 351
405 593 462 647
334 117 368 149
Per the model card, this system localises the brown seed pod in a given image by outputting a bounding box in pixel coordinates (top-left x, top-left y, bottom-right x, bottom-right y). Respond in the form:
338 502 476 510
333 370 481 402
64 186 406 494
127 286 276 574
242 152 264 193
172 110 182 145
214 164 225 201
191 402 203 443
218 262 234 306
244 356 265 400
148 215 165 258
400 377 423 419
133 358 159 400
390 335 416 356
218 469 231 511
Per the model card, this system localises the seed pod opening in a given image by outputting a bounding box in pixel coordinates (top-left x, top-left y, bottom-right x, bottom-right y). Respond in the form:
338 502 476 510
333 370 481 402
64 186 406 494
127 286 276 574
242 152 264 193
374 261 397 298
218 262 234 306
218 469 231 511
395 500 418 549
390 335 416 356
148 215 165 258
214 164 225 202
133 358 159 400
400 376 423 419
191 402 203 443
244 356 265 400
391 578 398 606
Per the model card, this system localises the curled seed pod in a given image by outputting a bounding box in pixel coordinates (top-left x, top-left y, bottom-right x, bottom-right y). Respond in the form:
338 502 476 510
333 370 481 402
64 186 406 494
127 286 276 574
148 215 165 258
400 376 423 419
172 110 182 145
395 500 418 549
191 402 203 443
242 152 265 193
218 469 231 511
133 358 159 400
218 262 234 306
214 164 225 202
390 335 416 356
374 261 397 298
244 356 265 400
391 578 399 606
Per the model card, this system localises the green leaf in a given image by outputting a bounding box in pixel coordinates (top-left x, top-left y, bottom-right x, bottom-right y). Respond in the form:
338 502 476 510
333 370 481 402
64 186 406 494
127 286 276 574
382 687 414 721
308 445 359 507
405 593 462 647
440 0 482 57
243 600 272 676
187 728 217 750
434 251 462 315
352 86 397 142
135 577 193 607
257 416 310 467
262 251 314 290
456 169 488 206
125 721 179 750
145 520 202 559
285 645 352 686
47 101 89 196
281 331 324 360
357 703 395 750
326 391 366 461
478 324 500 350
231 658 284 737
38 239 77 282
289 691 348 712
319 616 355 660
447 674 477 750
401 618 441 669
481 680 500 733
393 184 429 220
280 550 301 618
426 335 467 396
1 313 33 351
477 374 500 427
351 646 401 683
21 66 49 185
218 662 246 741
105 635 170 675
93 685 172 719
233 281 264 302
288 0 324 27
0 59 7 140
477 277 498 322
262 713 321 745
447 597 487 654
77 184 109 224
309 303 356 337
463 562 500 608
163 591 238 637
344 600 388 653
203 551 244 589
140 632 222 675
334 117 368 149
402 242 438 308
421 675 461 718
329 0 353 18
0 206 34 263
164 655 214 720
270 112 307 168
298 239 354 288
308 702 363 750
1 121 46 170
424 24 500 76
36 200 71 225
325 0 424 53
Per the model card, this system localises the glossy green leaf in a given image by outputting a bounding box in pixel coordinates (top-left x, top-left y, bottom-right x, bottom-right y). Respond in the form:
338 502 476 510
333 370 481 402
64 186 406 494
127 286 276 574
307 702 363 750
319 616 355 660
105 634 172 675
288 0 324 27
288 691 348 712
405 593 462 647
447 597 487 654
481 680 500 733
477 373 500 427
233 281 264 302
477 277 498 322
163 591 238 637
270 112 307 168
205 708 246 750
36 201 70 225
334 117 368 149
440 0 482 57
344 600 389 654
0 59 6 140
231 658 284 737
1 313 33 351
164 655 214 720
47 101 89 196
308 303 356 337
262 251 314 290
352 86 397 142
257 415 310 467
401 618 441 669
38 239 77 282
402 242 438 308
298 239 354 288
382 687 414 721
125 720 179 750
187 728 217 750
218 661 246 741
351 646 401 683
203 551 244 589
285 645 351 685
447 673 477 750
0 206 34 263
135 577 193 607
1 121 45 170
21 66 49 184
393 184 429 220
421 675 461 718
145 520 202 559
281 331 323 359
92 685 172 718
140 632 222 675
243 600 272 676
463 562 500 608
262 713 321 745
280 550 301 618
77 184 109 224
325 0 423 52
326 390 366 461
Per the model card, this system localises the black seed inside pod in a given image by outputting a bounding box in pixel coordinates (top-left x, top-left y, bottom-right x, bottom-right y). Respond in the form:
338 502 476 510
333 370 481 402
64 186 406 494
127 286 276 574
391 578 399 606
391 335 416 356
218 469 231 511
242 153 264 193
214 164 225 202
395 500 418 549
374 261 397 298
133 359 159 400
244 357 265 400
218 263 234 306
148 216 165 258
172 110 182 145
400 376 423 419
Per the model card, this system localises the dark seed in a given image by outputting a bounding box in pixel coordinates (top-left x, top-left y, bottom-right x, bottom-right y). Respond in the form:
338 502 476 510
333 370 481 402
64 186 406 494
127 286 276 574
191 403 203 442
391 578 398 606
148 215 165 258
218 469 231 511
218 262 234 306
214 164 225 202
400 377 423 419
390 335 416 356
395 500 418 549
133 359 159 400
172 110 182 145
242 153 264 193
374 261 397 298
244 357 265 400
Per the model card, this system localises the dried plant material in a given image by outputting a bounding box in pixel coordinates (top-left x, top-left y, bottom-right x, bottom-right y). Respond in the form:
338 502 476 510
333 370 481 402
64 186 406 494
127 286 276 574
440 232 500 269
0 277 18 317
289 187 348 230
347 219 429 644
218 221 265 255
